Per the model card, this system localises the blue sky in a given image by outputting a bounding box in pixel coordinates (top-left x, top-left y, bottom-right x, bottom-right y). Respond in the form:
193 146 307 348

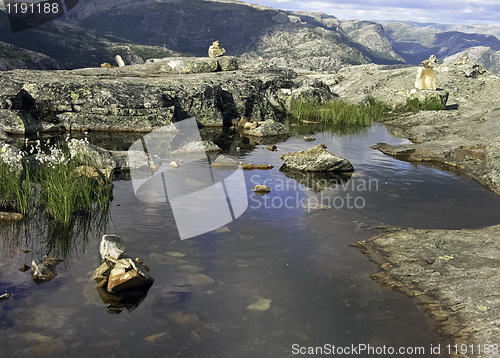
247 0 500 26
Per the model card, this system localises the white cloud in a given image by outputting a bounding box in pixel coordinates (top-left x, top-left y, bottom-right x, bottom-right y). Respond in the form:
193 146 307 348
251 0 500 26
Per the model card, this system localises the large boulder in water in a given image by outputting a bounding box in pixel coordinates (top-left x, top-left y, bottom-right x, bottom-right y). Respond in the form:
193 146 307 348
280 144 354 172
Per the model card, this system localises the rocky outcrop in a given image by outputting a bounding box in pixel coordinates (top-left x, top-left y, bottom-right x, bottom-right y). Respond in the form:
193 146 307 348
280 144 354 172
0 41 60 71
329 63 500 193
356 225 500 350
145 57 238 74
407 89 449 107
445 47 500 76
0 62 333 133
0 18 184 70
340 20 405 64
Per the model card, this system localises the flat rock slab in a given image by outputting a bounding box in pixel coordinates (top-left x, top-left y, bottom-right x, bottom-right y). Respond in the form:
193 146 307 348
280 144 354 172
356 225 500 351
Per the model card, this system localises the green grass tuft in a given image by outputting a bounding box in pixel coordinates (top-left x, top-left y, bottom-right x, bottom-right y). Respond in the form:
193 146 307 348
0 139 112 226
289 97 391 128
404 97 446 112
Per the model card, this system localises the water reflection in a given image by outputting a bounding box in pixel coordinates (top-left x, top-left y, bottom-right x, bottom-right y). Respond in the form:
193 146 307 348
1 123 499 357
279 166 352 192
0 208 109 262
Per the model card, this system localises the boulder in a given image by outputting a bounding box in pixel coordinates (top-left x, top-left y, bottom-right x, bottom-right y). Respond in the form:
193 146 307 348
280 144 354 172
407 89 449 108
244 119 289 137
107 261 154 293
211 155 240 169
217 56 238 71
171 141 221 154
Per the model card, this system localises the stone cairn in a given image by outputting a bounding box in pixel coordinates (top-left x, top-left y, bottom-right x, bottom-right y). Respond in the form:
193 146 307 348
456 54 471 65
208 40 226 58
115 55 126 67
409 54 449 108
415 54 438 90
93 235 154 312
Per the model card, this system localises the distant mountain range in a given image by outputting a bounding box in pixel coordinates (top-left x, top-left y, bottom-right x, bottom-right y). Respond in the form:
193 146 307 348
1 0 499 74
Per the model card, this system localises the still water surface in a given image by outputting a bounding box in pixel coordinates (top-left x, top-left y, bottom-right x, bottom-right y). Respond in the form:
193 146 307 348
1 124 500 357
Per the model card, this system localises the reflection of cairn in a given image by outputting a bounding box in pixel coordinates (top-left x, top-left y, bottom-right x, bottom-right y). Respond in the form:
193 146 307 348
415 54 439 90
93 235 154 313
208 40 226 58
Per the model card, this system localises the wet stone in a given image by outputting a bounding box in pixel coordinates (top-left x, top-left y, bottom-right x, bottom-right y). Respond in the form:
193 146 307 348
247 298 272 311
31 256 63 284
188 274 216 287
23 338 65 357
170 312 202 326
144 332 171 343
150 252 188 265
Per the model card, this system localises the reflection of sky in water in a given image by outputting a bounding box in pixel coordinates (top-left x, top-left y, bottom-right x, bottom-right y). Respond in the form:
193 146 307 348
244 124 500 230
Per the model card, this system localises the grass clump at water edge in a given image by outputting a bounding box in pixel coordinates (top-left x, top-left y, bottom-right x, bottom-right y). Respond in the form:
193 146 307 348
289 97 391 128
0 138 112 225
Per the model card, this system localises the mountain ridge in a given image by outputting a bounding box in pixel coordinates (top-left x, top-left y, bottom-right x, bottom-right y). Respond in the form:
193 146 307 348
0 0 499 74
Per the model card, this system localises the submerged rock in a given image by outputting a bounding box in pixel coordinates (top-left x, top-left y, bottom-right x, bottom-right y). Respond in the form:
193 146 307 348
280 144 354 172
31 256 63 284
241 163 274 170
247 298 272 311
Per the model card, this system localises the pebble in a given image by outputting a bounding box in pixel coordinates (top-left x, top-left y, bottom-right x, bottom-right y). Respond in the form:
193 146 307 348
188 274 215 287
253 185 271 194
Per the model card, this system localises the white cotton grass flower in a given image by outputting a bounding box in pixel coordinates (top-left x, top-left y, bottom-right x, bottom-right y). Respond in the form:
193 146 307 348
0 144 24 173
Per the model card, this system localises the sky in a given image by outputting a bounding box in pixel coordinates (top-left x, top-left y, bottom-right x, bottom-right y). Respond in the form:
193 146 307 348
247 0 500 27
